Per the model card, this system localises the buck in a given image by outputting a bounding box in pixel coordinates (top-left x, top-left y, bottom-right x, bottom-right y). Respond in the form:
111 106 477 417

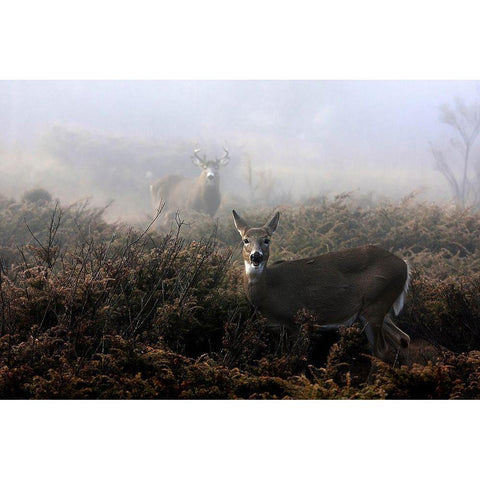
151 148 230 228
232 210 411 362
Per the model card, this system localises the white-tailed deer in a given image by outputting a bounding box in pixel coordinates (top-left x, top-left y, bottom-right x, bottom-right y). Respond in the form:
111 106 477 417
151 148 230 228
233 210 410 362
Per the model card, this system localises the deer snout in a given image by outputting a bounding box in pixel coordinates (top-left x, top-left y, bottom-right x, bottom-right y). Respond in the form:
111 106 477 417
206 172 215 181
250 251 263 266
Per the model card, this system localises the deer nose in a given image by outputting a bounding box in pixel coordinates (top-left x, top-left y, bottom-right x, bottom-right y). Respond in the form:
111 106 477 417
250 251 263 265
207 172 215 180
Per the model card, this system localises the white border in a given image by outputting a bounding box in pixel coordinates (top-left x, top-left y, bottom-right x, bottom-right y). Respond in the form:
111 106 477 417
1 2 478 478
2 1 480 79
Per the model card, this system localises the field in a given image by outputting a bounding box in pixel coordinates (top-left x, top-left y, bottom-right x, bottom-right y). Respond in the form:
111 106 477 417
1 189 480 399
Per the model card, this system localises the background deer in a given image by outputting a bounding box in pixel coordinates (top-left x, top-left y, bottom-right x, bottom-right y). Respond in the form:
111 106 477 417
233 210 411 362
151 148 230 228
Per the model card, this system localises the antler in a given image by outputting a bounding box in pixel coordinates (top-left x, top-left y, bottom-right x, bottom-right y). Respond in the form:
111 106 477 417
192 149 206 166
216 147 230 166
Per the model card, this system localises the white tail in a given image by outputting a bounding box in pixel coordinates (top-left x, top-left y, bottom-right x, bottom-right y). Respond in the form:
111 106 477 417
151 148 230 228
233 210 410 362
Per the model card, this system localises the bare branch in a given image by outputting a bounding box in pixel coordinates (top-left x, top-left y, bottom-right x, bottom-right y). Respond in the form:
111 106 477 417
431 144 461 200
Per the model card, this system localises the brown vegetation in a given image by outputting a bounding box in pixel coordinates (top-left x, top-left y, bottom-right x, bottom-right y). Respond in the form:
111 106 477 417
1 191 480 399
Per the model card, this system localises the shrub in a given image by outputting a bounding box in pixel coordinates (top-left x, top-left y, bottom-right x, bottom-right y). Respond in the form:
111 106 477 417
1 192 480 399
22 188 53 205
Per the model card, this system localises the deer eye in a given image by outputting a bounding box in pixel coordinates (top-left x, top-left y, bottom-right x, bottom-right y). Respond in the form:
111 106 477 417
264 239 270 245
243 239 249 245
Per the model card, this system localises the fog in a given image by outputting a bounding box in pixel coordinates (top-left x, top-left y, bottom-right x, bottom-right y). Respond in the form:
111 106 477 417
1 80 479 223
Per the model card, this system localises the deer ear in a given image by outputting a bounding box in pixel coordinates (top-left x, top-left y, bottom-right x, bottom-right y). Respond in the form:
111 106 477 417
192 157 203 167
232 210 248 237
264 212 280 235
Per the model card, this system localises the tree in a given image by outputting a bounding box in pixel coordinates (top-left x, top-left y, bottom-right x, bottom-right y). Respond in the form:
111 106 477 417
431 96 480 208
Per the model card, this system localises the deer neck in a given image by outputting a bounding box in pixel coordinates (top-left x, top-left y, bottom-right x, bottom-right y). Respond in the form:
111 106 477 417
200 180 219 204
243 261 268 305
204 182 219 195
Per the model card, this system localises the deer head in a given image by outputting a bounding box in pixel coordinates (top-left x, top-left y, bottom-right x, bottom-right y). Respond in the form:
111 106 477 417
233 210 280 275
192 148 230 187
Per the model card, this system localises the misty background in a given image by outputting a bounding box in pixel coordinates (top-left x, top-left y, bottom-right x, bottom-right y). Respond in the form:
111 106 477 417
1 80 479 223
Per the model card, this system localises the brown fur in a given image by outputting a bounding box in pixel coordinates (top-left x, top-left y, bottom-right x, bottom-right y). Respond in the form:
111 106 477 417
233 210 410 362
151 150 229 229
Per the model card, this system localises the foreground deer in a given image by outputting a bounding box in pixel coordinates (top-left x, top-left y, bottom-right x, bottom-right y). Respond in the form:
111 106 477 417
233 210 410 362
151 148 230 228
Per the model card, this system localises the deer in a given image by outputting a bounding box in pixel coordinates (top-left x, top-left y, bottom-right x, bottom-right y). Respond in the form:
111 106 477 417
232 210 411 362
150 148 230 229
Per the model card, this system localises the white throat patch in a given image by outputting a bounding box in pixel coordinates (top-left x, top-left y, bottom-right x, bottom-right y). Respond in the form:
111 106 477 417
244 260 265 281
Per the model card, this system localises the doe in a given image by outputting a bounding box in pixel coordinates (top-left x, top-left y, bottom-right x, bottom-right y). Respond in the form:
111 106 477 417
233 210 410 362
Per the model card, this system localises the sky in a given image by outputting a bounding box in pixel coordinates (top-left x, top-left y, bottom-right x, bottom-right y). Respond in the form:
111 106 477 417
1 79 479 150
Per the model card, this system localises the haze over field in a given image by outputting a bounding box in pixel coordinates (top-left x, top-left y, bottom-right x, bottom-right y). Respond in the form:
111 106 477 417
1 80 479 222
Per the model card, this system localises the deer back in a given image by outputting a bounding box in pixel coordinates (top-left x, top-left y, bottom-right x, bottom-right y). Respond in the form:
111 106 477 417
151 175 194 213
253 245 408 328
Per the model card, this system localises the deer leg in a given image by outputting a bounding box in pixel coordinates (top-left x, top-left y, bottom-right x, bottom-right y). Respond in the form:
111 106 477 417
383 315 410 349
382 315 410 365
373 325 389 361
358 316 375 352
361 313 410 364
363 323 386 383
362 296 407 362
321 314 378 354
